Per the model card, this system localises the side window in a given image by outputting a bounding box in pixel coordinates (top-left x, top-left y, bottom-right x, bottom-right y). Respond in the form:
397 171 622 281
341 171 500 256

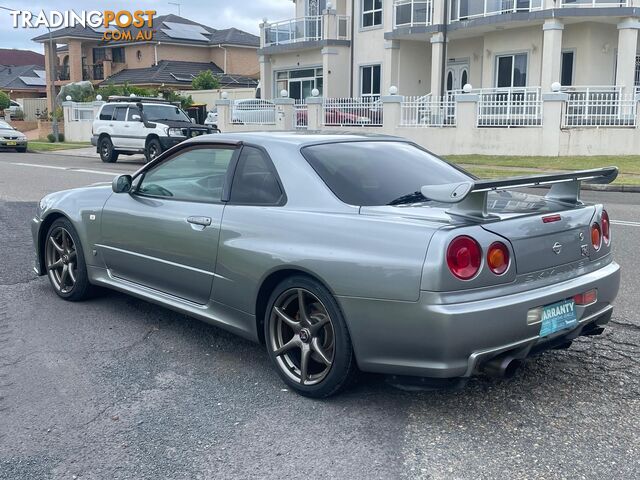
99 104 115 120
229 147 283 205
138 146 236 203
113 107 128 121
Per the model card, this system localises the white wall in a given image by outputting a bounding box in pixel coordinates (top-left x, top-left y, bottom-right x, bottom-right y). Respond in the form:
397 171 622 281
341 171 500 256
563 22 618 86
397 41 431 95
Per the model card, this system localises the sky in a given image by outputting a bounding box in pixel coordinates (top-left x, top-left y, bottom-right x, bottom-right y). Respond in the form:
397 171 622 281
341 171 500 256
0 0 295 52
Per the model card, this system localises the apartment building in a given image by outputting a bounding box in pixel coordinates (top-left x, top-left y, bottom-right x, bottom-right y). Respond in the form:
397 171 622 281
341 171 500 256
258 0 640 100
32 14 260 110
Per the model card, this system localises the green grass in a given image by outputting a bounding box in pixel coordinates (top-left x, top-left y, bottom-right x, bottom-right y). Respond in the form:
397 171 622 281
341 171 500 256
28 142 90 152
447 155 640 176
447 155 640 186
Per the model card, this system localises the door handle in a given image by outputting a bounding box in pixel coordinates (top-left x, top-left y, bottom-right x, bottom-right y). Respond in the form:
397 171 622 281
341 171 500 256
187 216 212 227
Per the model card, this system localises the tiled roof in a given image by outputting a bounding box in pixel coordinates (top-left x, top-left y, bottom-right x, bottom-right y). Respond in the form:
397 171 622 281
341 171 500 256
0 49 45 67
102 60 258 89
0 64 47 91
32 14 259 48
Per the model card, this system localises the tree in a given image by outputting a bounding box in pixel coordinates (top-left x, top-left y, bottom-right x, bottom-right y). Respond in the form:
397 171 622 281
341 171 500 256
0 91 10 110
192 70 220 90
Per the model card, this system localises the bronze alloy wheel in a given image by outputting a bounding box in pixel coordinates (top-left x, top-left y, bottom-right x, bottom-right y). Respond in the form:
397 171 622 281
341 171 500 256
269 288 336 386
45 226 78 294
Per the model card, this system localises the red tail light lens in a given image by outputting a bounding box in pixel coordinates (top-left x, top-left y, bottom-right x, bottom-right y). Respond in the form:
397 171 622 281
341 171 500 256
601 210 610 245
591 223 602 251
574 289 597 306
487 242 510 275
447 236 481 280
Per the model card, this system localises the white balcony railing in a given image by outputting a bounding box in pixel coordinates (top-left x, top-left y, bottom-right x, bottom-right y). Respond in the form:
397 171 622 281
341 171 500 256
449 0 543 22
559 0 629 8
263 15 350 47
400 94 457 127
476 87 543 127
264 16 323 47
394 0 434 28
562 86 637 127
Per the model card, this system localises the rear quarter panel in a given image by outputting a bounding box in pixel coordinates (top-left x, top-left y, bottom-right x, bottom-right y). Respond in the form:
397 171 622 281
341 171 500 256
213 205 437 314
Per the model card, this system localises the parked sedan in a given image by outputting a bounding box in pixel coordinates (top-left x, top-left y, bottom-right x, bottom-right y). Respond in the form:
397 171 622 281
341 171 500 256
0 120 27 152
31 132 620 397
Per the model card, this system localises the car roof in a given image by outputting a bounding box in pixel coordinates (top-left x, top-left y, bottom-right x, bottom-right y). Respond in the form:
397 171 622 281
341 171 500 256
184 131 404 148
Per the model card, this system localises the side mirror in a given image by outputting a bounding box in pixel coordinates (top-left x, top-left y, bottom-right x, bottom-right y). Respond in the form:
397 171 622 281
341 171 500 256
112 174 132 193
130 114 142 121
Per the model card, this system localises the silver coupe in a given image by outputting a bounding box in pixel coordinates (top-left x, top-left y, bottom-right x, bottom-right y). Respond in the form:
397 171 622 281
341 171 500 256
32 132 620 397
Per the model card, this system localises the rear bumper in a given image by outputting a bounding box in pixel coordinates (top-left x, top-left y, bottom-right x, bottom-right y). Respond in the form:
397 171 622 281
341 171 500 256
338 260 620 378
91 135 98 147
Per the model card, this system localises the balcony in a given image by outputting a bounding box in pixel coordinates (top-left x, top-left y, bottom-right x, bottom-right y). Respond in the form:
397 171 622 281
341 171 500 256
82 64 104 81
263 15 350 48
58 65 70 81
559 0 629 7
394 0 434 28
449 0 543 23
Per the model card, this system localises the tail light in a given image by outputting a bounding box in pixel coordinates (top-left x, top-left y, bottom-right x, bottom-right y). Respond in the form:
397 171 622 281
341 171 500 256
591 223 602 251
487 242 510 275
447 236 481 280
574 289 597 306
601 210 610 245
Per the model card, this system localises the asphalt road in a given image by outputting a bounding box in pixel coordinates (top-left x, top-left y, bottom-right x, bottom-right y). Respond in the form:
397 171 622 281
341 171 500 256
1 151 639 480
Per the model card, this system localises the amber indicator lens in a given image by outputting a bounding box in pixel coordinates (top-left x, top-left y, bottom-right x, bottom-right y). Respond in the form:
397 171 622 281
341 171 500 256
487 242 509 275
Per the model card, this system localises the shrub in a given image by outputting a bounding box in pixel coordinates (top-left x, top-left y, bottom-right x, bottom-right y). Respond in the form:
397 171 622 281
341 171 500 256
0 91 10 110
12 109 24 120
192 70 220 90
46 133 55 142
58 133 64 142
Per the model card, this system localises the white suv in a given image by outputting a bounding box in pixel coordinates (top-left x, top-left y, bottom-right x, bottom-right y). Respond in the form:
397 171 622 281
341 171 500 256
91 97 217 163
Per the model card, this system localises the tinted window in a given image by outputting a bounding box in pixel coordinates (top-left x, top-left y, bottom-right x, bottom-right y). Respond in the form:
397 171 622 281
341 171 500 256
113 107 127 121
230 147 283 205
138 147 236 202
99 104 115 120
561 51 574 86
302 142 471 206
143 104 190 122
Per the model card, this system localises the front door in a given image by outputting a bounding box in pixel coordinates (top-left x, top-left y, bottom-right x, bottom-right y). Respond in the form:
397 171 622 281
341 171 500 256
98 144 238 304
446 62 470 92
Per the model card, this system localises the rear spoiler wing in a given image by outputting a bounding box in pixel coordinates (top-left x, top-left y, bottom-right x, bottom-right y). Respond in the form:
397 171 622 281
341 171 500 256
421 167 618 221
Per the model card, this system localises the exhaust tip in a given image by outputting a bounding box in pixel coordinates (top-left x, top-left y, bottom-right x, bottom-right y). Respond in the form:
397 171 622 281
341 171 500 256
481 355 522 379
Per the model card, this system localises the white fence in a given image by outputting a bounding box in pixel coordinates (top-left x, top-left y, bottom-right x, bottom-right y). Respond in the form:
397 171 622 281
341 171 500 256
563 91 637 128
449 0 543 22
394 0 434 28
294 100 308 129
231 101 276 125
559 0 629 7
322 97 383 127
400 95 456 127
477 87 543 127
70 102 96 121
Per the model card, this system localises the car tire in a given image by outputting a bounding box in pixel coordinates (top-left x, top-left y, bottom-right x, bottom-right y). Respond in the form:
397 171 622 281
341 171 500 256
265 275 357 398
99 136 118 163
145 138 162 163
44 218 94 302
16 146 26 153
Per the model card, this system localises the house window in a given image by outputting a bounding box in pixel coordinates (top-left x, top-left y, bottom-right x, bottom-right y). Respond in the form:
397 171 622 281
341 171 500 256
561 51 574 86
275 67 323 100
361 64 381 97
112 47 125 63
496 53 527 88
306 0 327 16
362 0 383 28
635 54 640 87
92 48 106 64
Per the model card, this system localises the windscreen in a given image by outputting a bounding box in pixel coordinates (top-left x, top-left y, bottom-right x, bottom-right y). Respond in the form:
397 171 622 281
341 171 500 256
302 141 472 206
143 104 191 122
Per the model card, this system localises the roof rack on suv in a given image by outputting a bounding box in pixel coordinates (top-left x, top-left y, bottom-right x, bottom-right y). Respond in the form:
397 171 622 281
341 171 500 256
107 96 176 105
